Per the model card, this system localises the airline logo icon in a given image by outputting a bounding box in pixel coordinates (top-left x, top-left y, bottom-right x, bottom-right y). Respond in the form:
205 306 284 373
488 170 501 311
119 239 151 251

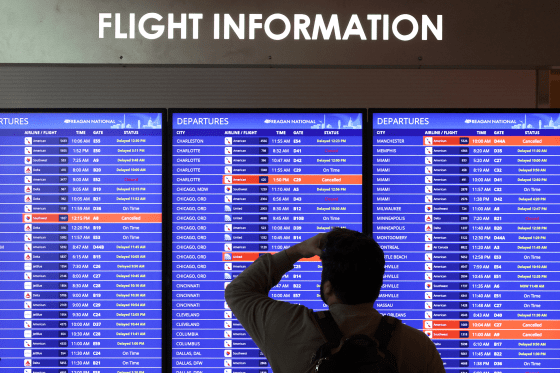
425 253 432 261
24 301 32 309
224 311 232 319
425 263 432 271
425 147 432 155
425 137 432 145
425 282 432 290
25 195 32 203
24 330 32 338
225 137 232 145
25 176 32 183
25 137 32 145
424 234 432 242
224 205 232 212
224 215 232 222
24 282 32 290
24 359 32 367
24 340 32 347
224 176 232 184
25 147 32 154
224 157 232 164
425 166 432 174
425 186 432 193
224 360 232 367
425 302 432 309
425 205 432 212
425 157 432 164
425 215 432 222
24 167 32 174
224 224 232 232
224 243 232 251
224 350 232 357
224 234 232 241
24 292 31 299
224 263 232 270
425 176 432 183
225 147 232 155
224 330 232 338
25 235 32 242
25 244 32 251
424 321 432 329
425 331 432 338
224 301 230 309
24 215 32 222
224 195 232 203
25 205 32 212
25 186 32 193
24 263 32 271
25 157 32 164
224 272 232 280
24 310 32 318
224 282 230 289
224 166 232 174
425 244 432 251
224 340 232 347
425 195 432 203
224 252 232 260
25 224 32 232
224 186 232 193
425 311 432 319
425 273 432 280
425 224 432 232
224 321 232 328
425 292 432 300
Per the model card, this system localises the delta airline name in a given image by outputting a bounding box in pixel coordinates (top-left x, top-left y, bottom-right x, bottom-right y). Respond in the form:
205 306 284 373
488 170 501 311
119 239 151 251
99 13 442 41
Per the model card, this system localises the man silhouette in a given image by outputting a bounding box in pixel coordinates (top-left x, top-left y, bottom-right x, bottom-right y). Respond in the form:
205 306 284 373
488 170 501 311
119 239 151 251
225 228 445 372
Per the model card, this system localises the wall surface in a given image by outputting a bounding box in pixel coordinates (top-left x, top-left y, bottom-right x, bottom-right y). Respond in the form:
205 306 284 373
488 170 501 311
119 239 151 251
0 67 536 108
1 0 559 67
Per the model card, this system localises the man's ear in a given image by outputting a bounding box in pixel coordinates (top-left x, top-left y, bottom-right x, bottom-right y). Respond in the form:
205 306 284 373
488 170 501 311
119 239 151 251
323 280 333 298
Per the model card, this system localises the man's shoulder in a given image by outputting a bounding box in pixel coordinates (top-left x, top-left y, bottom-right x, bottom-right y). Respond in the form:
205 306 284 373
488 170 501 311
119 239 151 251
389 318 444 372
397 320 431 341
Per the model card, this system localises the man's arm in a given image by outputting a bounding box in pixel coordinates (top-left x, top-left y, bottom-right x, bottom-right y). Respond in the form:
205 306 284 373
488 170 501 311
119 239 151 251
224 234 323 352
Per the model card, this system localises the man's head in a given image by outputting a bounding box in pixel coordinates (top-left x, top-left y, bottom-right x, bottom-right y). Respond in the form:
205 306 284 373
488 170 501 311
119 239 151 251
319 228 385 305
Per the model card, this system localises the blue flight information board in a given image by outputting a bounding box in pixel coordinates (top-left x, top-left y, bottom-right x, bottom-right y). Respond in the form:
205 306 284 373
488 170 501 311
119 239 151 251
372 112 560 371
0 112 163 373
171 111 363 372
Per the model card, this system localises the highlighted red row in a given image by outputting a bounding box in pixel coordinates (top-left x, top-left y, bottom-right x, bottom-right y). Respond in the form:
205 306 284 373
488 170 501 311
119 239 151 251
23 214 162 223
424 136 560 146
425 320 560 329
222 175 361 185
223 252 320 262
426 329 559 339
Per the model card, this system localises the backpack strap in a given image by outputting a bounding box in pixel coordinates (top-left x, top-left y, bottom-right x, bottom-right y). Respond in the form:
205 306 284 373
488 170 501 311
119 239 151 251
311 311 343 363
374 316 400 369
313 311 343 347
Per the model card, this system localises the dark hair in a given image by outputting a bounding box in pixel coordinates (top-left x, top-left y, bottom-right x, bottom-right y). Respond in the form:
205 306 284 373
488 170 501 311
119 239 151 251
320 228 385 305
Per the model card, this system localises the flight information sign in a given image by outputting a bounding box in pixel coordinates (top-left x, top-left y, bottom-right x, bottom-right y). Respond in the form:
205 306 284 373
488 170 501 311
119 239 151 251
0 112 163 373
171 110 363 372
372 111 560 371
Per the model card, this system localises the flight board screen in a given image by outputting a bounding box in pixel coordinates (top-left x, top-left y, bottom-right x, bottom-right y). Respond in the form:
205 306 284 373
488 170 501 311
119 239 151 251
171 111 363 372
0 112 163 373
372 112 560 371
